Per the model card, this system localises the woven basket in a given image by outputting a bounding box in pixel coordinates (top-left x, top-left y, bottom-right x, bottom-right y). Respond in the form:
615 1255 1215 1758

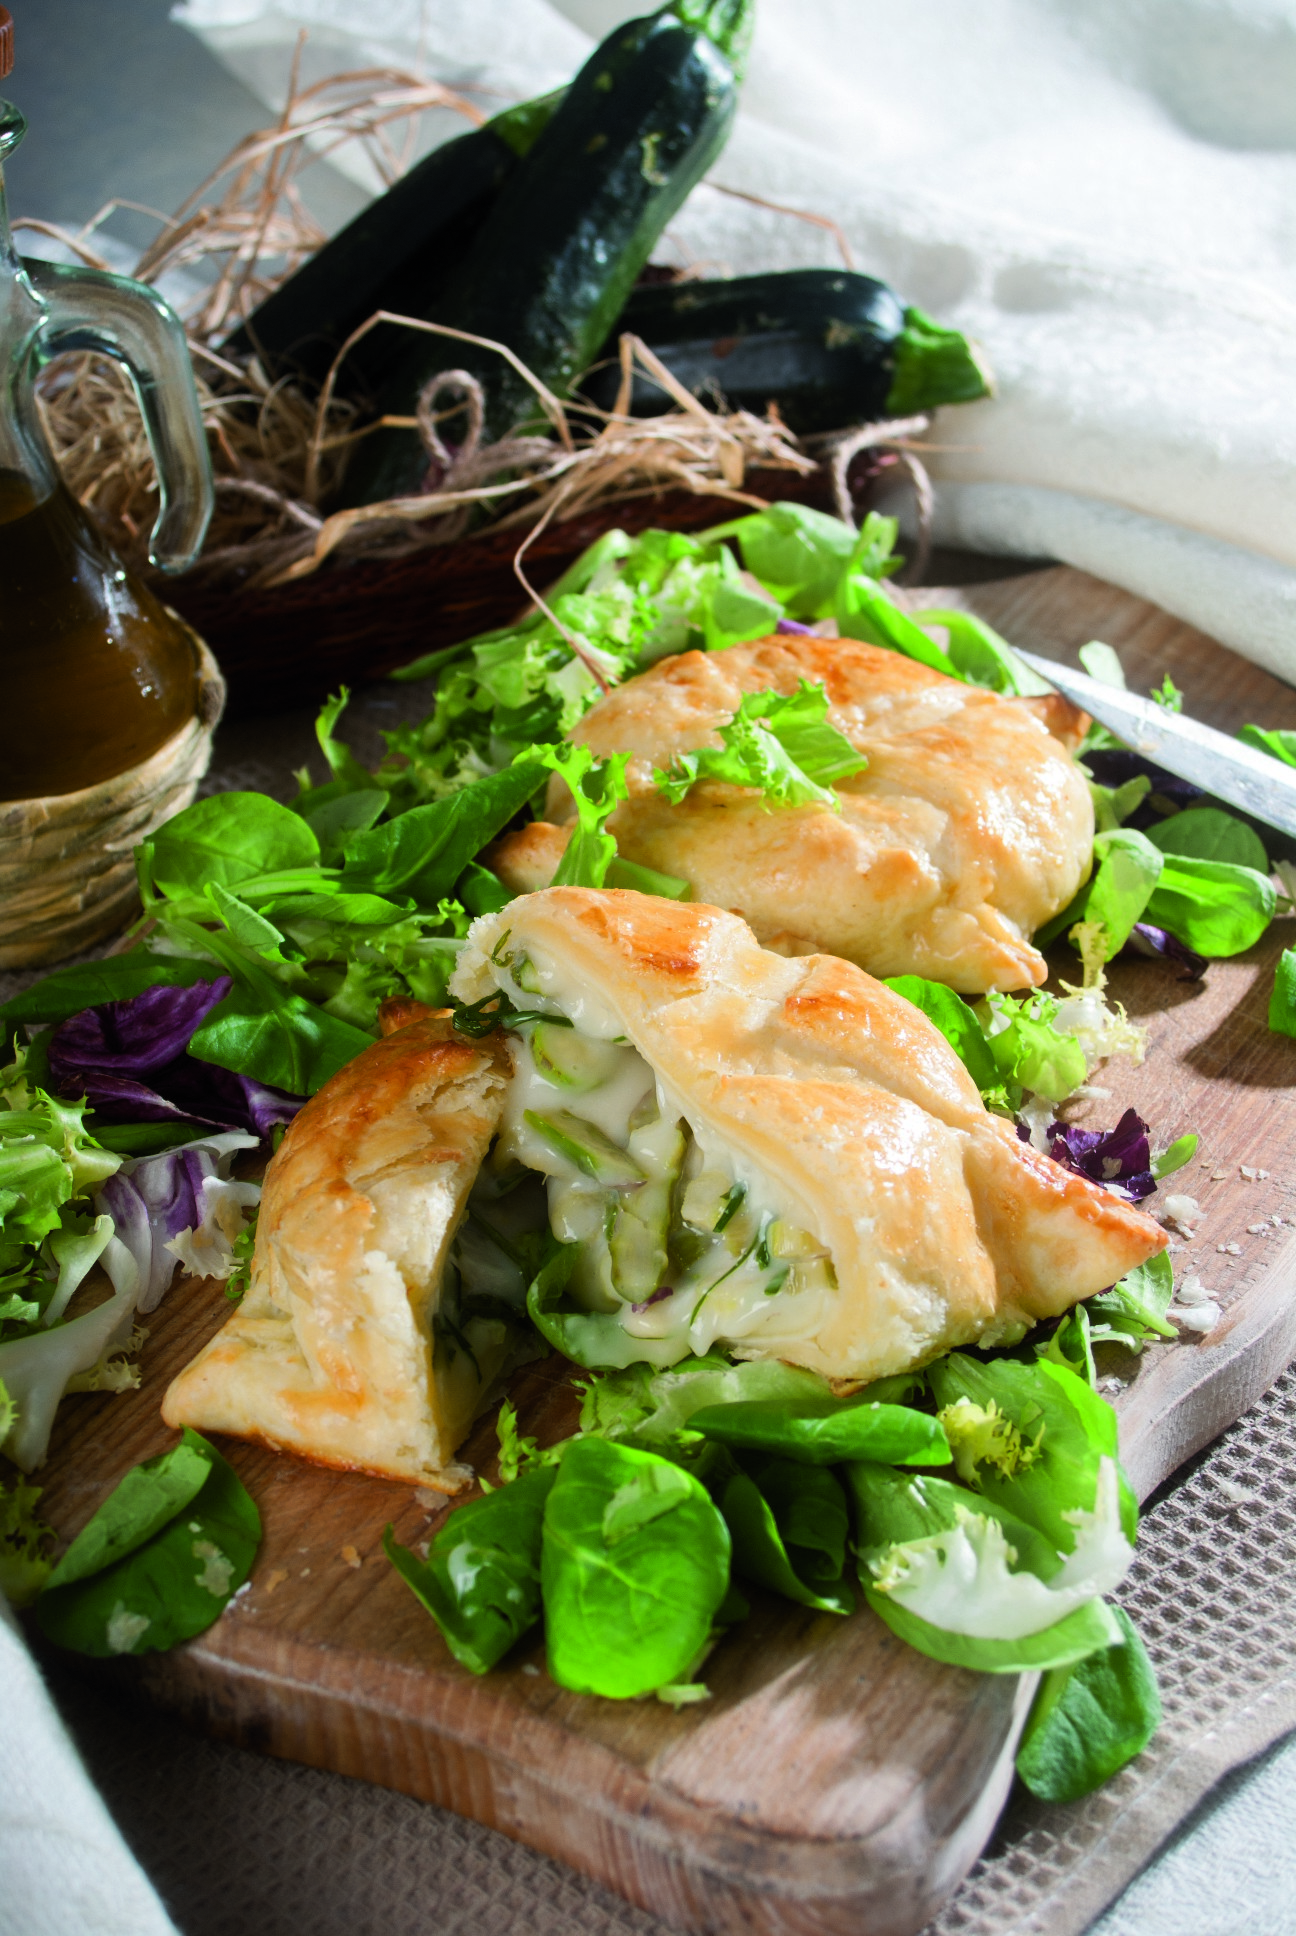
161 467 834 716
0 627 226 969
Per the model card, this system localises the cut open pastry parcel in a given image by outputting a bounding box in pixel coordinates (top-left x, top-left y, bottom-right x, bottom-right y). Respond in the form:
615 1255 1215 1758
166 889 1165 1487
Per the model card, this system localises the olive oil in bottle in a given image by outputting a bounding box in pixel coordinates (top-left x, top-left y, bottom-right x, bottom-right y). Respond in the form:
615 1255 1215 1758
0 472 198 798
0 9 213 804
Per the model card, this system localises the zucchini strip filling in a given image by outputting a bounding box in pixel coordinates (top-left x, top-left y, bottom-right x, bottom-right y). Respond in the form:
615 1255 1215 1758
475 946 839 1361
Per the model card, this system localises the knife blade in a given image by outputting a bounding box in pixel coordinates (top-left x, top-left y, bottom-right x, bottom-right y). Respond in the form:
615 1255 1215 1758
1013 648 1296 841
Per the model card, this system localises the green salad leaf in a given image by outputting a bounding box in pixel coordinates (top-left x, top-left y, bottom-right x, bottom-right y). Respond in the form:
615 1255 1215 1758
1035 828 1163 963
0 955 218 1036
1270 947 1296 1039
1143 854 1276 957
1085 1250 1177 1352
1016 1603 1161 1801
690 1393 951 1467
863 1573 1122 1674
722 1456 853 1615
541 1436 730 1699
654 680 865 810
385 1466 555 1675
884 976 1000 1092
34 1429 260 1655
909 609 1050 696
977 990 1088 1107
836 574 959 675
579 1355 842 1442
151 792 321 896
1144 806 1268 873
0 1432 54 1606
539 745 630 888
527 1240 687 1369
179 926 373 1096
927 1355 1138 1553
0 1091 122 1371
700 504 898 617
340 760 545 901
849 1461 1124 1673
1238 723 1296 767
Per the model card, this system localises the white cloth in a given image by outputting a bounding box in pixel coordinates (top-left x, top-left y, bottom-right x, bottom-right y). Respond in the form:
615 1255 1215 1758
0 1597 179 1936
175 0 1296 685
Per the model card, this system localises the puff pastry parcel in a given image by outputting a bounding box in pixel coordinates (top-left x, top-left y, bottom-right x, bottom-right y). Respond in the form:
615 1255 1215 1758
163 1013 516 1485
451 889 1164 1384
489 634 1093 994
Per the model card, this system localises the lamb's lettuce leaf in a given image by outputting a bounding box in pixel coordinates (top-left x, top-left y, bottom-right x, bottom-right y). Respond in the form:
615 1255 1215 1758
691 1393 951 1467
1035 828 1163 962
1016 1603 1161 1800
541 1436 730 1699
151 793 320 897
34 1429 260 1655
578 1355 836 1442
909 609 1051 696
1143 854 1276 957
340 760 545 901
385 1466 555 1675
836 575 959 675
1144 806 1268 874
884 976 999 1092
527 1240 688 1369
722 1457 853 1615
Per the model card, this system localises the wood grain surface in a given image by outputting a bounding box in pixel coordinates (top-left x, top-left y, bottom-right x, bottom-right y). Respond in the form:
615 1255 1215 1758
27 566 1296 1936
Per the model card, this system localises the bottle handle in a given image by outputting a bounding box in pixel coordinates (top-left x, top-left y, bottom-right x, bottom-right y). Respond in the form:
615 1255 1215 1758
24 258 214 573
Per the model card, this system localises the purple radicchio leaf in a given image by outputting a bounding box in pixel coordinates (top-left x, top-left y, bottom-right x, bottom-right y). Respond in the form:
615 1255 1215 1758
1125 923 1209 982
775 617 814 635
1044 1107 1157 1202
47 978 302 1139
96 1140 251 1313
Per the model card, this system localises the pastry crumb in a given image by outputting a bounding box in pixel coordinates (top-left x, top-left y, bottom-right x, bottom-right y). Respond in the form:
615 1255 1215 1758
415 1463 474 1503
340 1545 362 1569
263 1568 288 1596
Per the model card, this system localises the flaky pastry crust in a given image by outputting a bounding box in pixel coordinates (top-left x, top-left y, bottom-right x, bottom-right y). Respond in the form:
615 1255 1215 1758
488 634 1093 994
162 1015 513 1485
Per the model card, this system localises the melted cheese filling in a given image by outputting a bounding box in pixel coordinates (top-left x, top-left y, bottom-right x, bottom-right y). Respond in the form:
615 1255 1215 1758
482 942 839 1363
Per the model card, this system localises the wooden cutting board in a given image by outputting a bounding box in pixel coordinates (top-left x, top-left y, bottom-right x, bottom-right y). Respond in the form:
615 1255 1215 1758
27 566 1296 1936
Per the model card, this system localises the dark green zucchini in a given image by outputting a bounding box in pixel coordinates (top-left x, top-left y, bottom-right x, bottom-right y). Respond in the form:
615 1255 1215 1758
222 91 562 394
338 0 751 507
580 268 992 432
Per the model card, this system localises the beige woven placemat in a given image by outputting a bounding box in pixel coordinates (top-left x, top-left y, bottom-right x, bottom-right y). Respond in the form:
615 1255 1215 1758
13 680 1296 1936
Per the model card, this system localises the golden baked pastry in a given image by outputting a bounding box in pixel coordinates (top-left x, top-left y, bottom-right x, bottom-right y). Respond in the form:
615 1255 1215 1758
163 1014 516 1486
451 888 1165 1384
488 634 1093 994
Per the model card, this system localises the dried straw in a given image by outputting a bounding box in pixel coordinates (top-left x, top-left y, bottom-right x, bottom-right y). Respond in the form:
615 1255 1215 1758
17 49 932 591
